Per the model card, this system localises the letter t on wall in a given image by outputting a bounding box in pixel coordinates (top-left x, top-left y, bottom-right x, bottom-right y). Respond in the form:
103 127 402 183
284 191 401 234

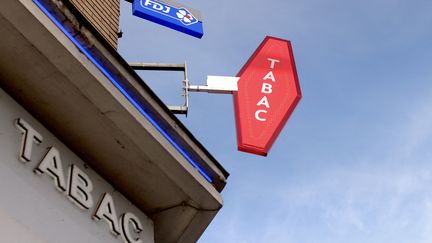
15 118 43 162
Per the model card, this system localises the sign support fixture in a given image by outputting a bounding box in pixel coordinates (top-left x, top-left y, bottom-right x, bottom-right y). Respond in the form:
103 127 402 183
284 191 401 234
130 63 239 115
130 36 302 156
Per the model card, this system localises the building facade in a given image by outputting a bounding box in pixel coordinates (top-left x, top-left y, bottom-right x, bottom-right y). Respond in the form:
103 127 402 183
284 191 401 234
0 0 228 242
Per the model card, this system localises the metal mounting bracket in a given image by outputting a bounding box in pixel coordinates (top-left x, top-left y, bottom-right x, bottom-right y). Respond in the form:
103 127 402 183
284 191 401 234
130 63 239 116
130 62 189 115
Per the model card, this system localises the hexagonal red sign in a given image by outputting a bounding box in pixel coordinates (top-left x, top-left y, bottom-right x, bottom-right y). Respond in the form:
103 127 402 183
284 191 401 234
233 36 302 156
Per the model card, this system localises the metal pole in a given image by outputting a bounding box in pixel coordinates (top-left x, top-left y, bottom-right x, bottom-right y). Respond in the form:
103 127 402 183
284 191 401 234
129 63 186 71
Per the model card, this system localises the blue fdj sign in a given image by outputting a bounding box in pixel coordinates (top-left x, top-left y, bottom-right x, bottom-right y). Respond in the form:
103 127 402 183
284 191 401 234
133 0 204 38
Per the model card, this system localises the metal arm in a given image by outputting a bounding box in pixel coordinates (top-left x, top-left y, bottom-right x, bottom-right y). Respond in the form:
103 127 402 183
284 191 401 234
130 62 189 115
188 76 239 94
130 63 238 115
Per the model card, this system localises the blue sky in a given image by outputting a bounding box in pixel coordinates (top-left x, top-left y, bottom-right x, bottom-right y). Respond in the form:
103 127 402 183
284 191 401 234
118 0 432 242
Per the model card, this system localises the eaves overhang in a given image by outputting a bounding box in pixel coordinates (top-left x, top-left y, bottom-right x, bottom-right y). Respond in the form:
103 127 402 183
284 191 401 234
0 0 228 242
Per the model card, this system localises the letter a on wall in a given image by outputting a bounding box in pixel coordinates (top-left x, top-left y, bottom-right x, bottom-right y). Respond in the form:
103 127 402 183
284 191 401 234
233 36 302 156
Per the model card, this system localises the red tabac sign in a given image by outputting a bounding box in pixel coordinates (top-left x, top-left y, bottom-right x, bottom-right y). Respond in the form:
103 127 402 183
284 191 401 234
233 36 301 156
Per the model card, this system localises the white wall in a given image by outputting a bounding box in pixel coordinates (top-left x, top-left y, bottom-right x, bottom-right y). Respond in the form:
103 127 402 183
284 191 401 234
0 87 154 243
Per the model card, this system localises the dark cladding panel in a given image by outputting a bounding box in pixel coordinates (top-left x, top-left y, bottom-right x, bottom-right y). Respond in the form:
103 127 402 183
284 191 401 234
69 0 120 49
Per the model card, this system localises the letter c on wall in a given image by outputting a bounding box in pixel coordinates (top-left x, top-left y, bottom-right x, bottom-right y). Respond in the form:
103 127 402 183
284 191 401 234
121 212 143 243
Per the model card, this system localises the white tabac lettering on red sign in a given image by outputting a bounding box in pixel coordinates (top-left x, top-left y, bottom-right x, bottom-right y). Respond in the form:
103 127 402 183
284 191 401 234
233 36 302 156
